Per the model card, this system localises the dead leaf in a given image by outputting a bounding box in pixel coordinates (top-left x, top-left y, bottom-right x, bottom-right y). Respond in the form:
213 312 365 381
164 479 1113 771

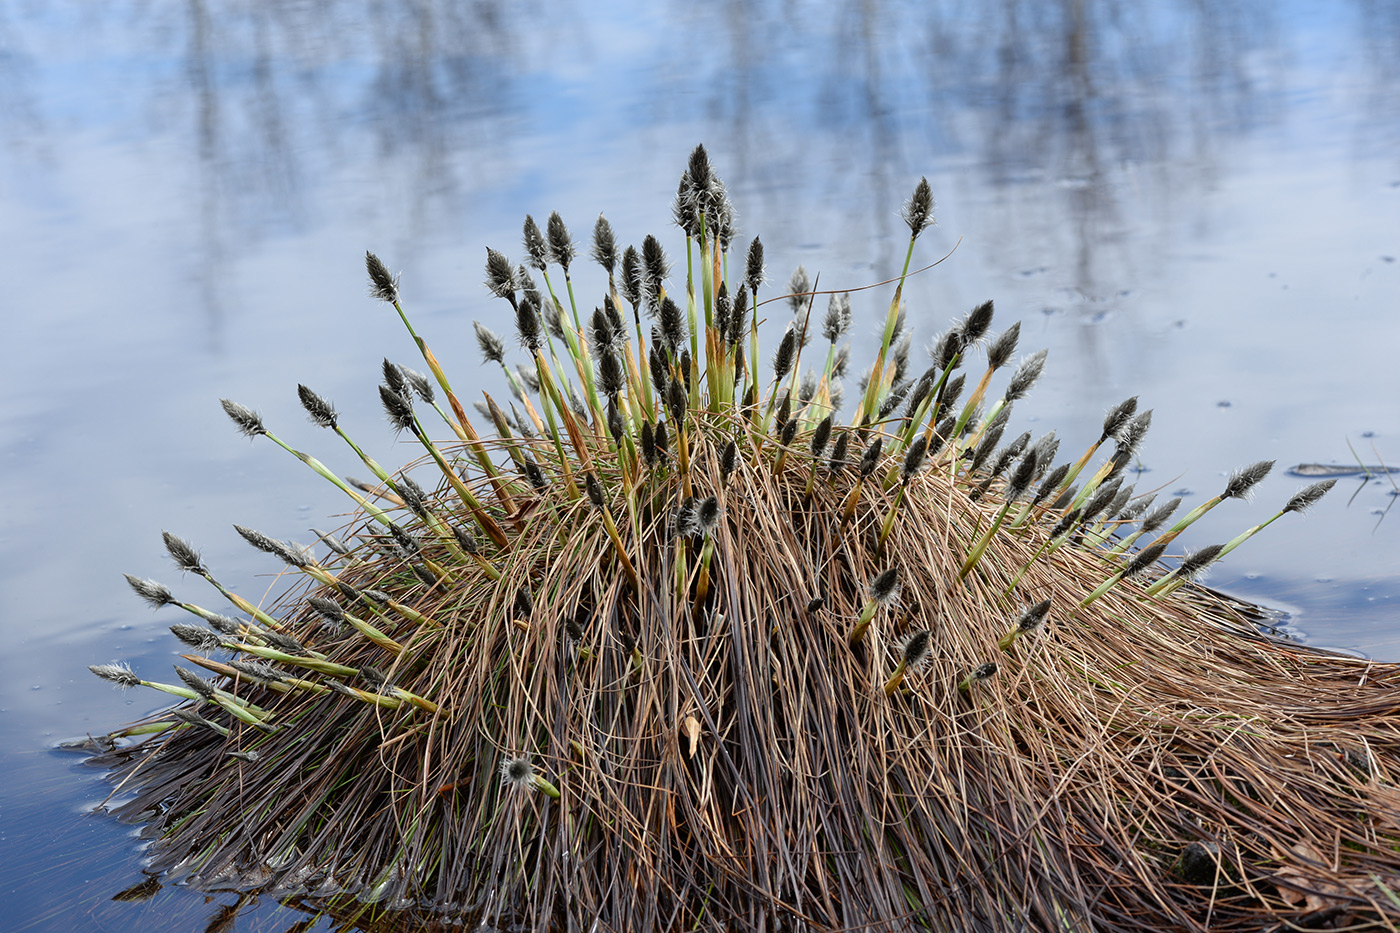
682 715 701 758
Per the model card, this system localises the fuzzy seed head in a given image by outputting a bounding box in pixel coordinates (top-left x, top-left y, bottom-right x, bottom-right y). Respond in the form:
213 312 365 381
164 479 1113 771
620 245 643 309
901 177 935 237
308 595 345 623
1223 460 1275 500
659 296 685 351
220 398 267 438
986 323 1021 371
970 661 998 682
810 415 834 460
591 214 617 273
175 666 215 699
513 585 534 620
365 251 399 303
829 430 850 472
521 215 548 270
859 436 884 479
170 623 223 652
720 438 739 481
473 322 506 364
452 524 479 556
296 384 338 429
773 325 797 382
1284 479 1337 514
902 436 929 483
1006 450 1040 501
229 660 281 683
162 531 206 575
900 630 932 670
124 574 175 609
1140 497 1182 534
870 567 900 606
642 235 670 303
515 294 543 353
585 472 607 510
1179 544 1225 580
697 496 721 536
501 756 535 790
484 247 518 299
961 300 995 345
780 417 798 447
1016 598 1053 634
379 384 416 434
655 419 670 456
1100 396 1139 443
1003 349 1048 403
90 662 140 689
787 266 810 315
546 212 575 271
823 292 852 343
745 236 765 295
1124 540 1170 578
1050 507 1084 539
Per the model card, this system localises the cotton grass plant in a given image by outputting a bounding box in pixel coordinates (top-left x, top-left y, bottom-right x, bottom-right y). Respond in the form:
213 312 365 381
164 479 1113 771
86 147 1400 932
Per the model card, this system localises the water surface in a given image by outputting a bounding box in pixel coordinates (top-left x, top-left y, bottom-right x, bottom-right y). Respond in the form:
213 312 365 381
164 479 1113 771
0 1 1396 928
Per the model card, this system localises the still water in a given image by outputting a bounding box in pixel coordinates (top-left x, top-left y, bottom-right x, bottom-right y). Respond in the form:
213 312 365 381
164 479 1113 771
0 1 1396 929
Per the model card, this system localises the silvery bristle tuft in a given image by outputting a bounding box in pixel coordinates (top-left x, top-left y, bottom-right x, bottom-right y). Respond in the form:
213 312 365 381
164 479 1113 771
672 171 699 237
163 531 207 575
986 323 1021 371
89 662 140 689
1032 463 1070 507
870 567 900 605
364 251 399 303
452 524 479 555
1003 349 1048 403
1081 479 1123 524
476 322 509 364
125 574 175 609
900 630 932 669
500 756 535 789
659 297 685 350
1006 450 1039 501
521 215 548 271
970 661 998 681
220 399 267 438
960 300 995 345
402 367 434 404
522 456 548 491
379 384 416 434
1016 598 1053 633
484 247 518 299
591 214 617 273
1050 507 1083 539
388 522 420 556
1223 460 1275 500
1100 396 1139 443
175 666 215 699
297 384 338 429
773 325 798 383
1284 479 1337 514
901 177 935 238
1123 540 1170 578
931 329 960 372
1118 493 1156 522
382 358 409 399
546 212 575 271
787 267 810 315
265 629 309 655
1178 544 1225 580
396 475 429 517
675 498 699 538
206 614 242 636
727 284 749 347
170 624 223 652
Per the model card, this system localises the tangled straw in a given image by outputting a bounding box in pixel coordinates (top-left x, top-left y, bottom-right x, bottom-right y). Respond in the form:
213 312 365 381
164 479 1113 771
86 148 1400 933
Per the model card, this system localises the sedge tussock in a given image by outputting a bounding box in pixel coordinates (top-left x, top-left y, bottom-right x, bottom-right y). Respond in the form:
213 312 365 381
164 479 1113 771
86 150 1399 933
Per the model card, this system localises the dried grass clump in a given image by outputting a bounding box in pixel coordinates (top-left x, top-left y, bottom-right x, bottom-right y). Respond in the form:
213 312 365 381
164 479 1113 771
89 148 1400 932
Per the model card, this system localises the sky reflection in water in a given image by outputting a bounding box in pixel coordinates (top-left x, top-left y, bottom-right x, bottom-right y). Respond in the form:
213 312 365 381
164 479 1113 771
0 1 1396 929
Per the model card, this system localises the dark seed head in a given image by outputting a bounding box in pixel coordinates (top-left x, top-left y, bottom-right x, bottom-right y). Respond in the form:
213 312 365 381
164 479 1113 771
1100 396 1139 443
640 422 657 467
811 415 834 460
175 666 215 699
485 247 519 298
697 496 721 536
1006 450 1040 501
666 377 687 425
170 623 223 652
89 663 140 689
960 300 995 345
163 531 206 575
773 325 797 383
901 177 935 238
474 322 506 364
859 436 884 479
365 251 399 303
452 524 479 556
1123 539 1170 578
513 585 534 619
870 567 900 605
591 214 617 274
1223 460 1275 500
515 293 543 353
655 419 670 456
780 417 798 447
659 296 685 350
1003 349 1048 403
642 235 670 304
721 438 739 482
1050 507 1084 539
986 323 1021 371
125 574 175 609
1140 497 1182 533
379 384 416 434
745 236 765 295
220 399 266 438
1284 479 1336 514
297 384 338 429
1015 598 1052 634
823 292 852 343
621 245 643 310
902 436 929 484
901 629 932 669
970 661 998 682
1178 544 1225 580
522 215 548 271
585 472 606 510
547 212 577 273
829 430 850 472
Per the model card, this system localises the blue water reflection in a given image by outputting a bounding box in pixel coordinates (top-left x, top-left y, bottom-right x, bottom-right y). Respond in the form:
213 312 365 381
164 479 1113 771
0 1 1396 929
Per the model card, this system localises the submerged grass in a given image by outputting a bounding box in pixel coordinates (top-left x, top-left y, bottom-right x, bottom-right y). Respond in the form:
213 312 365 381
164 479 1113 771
87 148 1400 932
